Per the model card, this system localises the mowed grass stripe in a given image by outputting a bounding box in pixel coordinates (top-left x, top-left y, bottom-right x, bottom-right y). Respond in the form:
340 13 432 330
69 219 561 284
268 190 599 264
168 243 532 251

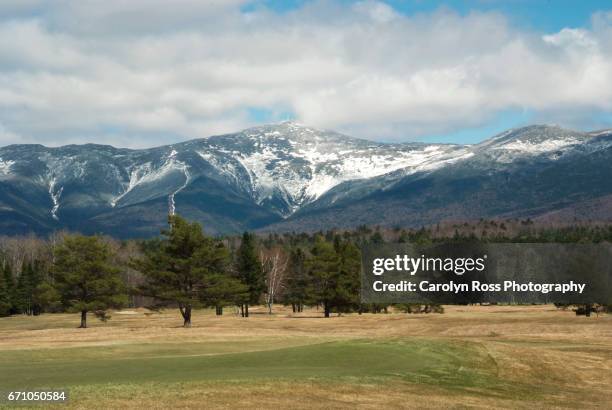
0 339 503 392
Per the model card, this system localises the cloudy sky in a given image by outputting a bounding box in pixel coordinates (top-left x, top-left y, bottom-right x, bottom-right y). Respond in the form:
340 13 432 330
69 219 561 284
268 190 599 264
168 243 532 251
0 0 611 148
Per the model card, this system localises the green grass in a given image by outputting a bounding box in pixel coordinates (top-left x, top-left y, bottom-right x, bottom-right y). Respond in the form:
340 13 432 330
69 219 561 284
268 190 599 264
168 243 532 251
0 339 505 393
3 307 605 408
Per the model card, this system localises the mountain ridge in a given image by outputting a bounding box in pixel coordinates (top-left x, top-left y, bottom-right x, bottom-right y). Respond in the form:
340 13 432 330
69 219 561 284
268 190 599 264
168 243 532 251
0 122 611 237
5 122 599 150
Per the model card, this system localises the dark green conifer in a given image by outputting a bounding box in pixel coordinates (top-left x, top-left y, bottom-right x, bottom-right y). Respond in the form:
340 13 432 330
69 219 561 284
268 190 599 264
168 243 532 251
235 232 264 317
54 235 127 328
134 215 236 327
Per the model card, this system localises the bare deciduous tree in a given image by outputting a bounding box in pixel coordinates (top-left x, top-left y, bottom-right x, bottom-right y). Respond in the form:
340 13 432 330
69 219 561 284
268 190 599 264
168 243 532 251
260 247 288 314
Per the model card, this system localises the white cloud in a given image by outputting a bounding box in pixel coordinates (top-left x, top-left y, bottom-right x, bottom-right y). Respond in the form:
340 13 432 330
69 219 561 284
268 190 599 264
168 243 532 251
353 1 398 23
0 1 610 147
0 123 21 146
543 28 596 48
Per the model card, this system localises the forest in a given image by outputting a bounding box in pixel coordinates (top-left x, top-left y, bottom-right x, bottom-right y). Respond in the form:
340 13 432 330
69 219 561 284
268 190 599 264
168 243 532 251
1 216 611 327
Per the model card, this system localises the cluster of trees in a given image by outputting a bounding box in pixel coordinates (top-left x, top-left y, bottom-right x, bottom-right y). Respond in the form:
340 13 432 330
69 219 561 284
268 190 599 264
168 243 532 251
0 235 127 327
132 216 363 325
0 215 365 327
0 259 56 317
1 217 610 327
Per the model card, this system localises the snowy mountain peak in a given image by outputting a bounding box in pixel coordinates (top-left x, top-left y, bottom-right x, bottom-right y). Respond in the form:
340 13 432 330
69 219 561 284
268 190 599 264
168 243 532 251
191 123 468 216
0 123 610 237
472 125 595 161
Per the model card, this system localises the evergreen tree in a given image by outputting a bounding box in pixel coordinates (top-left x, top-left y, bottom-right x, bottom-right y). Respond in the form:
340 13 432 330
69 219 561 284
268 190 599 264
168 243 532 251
0 270 11 316
32 280 61 313
30 260 48 315
15 261 42 315
370 231 384 244
202 268 249 316
305 237 362 317
15 265 30 315
284 247 308 313
305 237 341 318
134 215 235 327
235 232 264 317
336 241 362 313
2 261 16 315
53 235 127 328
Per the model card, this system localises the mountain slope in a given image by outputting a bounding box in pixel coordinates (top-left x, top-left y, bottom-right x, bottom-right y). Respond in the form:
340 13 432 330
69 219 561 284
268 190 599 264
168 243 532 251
268 126 612 231
0 123 610 237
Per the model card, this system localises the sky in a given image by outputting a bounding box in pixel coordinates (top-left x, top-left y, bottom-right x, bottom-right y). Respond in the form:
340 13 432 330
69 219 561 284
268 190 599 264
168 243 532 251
0 0 611 148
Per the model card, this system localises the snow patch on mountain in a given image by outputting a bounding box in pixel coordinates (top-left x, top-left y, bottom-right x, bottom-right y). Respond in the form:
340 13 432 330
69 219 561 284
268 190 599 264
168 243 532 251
110 162 153 207
0 123 604 226
110 148 190 209
195 123 472 217
0 157 15 175
48 177 63 220
406 148 475 174
169 165 190 216
589 130 612 137
495 138 581 153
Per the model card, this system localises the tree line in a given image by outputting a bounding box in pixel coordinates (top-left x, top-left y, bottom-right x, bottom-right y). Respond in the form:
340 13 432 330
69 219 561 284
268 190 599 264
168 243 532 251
0 215 365 327
1 217 611 327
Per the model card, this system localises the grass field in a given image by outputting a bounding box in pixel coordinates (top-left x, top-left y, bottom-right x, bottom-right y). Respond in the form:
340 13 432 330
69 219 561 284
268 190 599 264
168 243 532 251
0 305 611 409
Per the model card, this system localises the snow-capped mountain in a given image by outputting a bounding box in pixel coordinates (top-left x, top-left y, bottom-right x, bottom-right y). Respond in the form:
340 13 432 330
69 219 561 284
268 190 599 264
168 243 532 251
0 123 611 237
187 122 471 216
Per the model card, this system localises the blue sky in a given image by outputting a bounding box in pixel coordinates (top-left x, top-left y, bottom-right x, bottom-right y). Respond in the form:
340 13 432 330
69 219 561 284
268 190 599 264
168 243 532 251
376 0 609 32
0 0 610 147
253 0 609 32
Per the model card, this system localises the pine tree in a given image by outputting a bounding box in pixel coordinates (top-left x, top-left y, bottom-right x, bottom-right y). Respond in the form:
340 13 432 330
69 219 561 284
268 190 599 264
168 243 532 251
202 267 249 316
284 247 308 313
336 241 361 313
0 270 11 316
305 237 362 317
53 235 127 328
15 265 30 315
305 237 341 318
15 261 42 315
30 259 47 315
32 281 61 314
370 231 384 244
2 261 16 315
235 232 264 317
133 215 236 327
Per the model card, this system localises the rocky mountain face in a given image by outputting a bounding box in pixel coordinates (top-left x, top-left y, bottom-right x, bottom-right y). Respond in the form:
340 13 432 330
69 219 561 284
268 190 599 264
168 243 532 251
0 122 610 237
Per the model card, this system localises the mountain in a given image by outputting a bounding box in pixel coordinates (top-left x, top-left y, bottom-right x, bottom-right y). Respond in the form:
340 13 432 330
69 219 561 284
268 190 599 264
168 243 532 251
0 122 611 237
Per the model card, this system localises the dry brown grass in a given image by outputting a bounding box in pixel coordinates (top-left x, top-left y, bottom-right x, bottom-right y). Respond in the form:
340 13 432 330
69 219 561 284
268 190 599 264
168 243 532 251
67 380 564 410
1 304 610 348
1 305 611 409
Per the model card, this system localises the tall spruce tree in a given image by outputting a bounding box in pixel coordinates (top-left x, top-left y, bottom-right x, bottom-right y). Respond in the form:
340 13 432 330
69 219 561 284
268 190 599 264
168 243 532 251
305 237 341 318
202 265 249 316
235 232 264 317
336 241 362 313
2 261 16 315
15 264 30 315
305 237 362 317
134 215 236 327
32 280 61 314
0 270 11 316
284 247 308 313
15 261 42 315
30 260 48 315
53 235 127 328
